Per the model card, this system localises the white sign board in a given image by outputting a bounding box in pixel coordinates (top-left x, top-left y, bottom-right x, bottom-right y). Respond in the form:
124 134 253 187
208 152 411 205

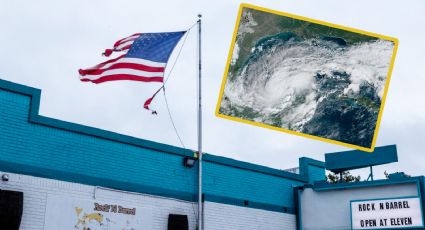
351 197 424 229
44 195 153 230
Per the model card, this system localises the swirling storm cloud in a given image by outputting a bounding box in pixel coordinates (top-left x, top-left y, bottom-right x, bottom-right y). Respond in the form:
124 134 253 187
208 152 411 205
219 8 396 148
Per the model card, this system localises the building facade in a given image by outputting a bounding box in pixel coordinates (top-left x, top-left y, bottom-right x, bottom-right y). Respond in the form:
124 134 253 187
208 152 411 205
0 79 424 230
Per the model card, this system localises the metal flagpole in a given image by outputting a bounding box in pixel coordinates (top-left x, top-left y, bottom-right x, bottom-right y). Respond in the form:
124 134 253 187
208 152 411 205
197 14 203 230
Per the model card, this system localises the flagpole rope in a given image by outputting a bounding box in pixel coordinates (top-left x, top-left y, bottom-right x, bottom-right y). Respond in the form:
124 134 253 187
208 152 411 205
157 23 197 148
163 90 185 148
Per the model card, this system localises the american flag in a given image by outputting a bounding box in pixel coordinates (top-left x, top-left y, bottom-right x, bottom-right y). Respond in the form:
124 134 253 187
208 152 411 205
79 31 185 84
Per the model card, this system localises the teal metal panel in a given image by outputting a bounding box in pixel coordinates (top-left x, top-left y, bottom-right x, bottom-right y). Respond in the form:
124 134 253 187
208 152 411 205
325 145 398 173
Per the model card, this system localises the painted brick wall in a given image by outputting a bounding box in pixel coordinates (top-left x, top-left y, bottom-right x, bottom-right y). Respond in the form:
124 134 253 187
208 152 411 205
204 202 296 230
0 171 197 230
204 161 301 208
0 88 198 197
0 80 313 213
0 171 297 230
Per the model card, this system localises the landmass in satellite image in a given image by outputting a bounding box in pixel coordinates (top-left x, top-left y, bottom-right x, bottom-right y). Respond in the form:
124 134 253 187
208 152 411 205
218 6 396 148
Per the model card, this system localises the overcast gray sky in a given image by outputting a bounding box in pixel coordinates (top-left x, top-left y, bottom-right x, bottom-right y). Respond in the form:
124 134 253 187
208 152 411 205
1 0 424 179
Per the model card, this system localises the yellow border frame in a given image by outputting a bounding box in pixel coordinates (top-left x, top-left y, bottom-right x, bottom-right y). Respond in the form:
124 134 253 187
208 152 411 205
215 3 399 152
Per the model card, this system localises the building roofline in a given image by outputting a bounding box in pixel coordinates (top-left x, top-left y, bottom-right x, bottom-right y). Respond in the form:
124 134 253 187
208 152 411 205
310 176 422 191
0 78 314 182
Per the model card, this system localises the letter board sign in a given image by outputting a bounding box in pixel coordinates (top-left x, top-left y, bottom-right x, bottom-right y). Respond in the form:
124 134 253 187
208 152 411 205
351 197 424 229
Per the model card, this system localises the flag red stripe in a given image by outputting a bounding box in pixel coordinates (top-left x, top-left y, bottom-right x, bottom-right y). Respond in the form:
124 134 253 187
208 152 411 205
144 96 154 109
79 63 165 76
80 74 163 84
113 33 141 48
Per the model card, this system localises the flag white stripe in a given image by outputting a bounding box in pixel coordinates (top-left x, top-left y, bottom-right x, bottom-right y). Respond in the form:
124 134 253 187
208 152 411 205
97 57 166 70
80 68 164 81
116 35 140 46
115 39 136 50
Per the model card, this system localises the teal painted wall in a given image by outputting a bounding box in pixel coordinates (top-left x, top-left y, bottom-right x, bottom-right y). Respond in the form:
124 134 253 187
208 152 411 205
0 79 321 212
204 161 300 207
0 87 197 198
306 165 325 183
299 157 326 184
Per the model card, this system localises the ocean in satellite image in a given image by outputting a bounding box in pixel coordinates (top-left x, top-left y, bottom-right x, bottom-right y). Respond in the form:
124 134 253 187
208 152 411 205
218 6 397 148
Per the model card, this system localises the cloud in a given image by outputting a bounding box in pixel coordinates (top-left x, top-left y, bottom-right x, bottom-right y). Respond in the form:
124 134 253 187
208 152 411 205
0 0 424 178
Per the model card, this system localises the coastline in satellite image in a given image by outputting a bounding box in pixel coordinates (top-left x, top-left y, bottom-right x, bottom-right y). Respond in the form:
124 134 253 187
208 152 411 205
218 6 397 149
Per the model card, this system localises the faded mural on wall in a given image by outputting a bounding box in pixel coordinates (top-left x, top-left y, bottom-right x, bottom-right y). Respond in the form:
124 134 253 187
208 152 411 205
44 195 152 230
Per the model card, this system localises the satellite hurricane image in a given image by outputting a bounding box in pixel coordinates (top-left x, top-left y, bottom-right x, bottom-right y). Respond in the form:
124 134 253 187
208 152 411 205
218 5 398 150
